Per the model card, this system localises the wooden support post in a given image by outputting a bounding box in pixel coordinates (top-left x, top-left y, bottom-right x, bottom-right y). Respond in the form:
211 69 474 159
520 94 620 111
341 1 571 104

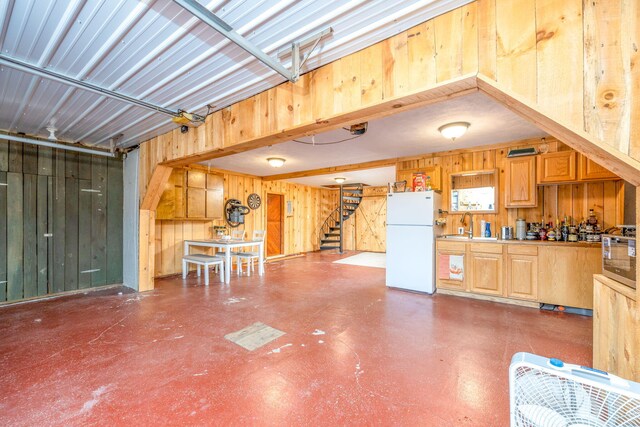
138 165 172 292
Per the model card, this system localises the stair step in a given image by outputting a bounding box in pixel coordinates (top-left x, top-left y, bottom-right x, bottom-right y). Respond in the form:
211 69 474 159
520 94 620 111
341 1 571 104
343 202 360 206
342 196 361 201
343 189 363 194
320 246 340 250
321 238 340 243
324 232 340 237
329 226 341 230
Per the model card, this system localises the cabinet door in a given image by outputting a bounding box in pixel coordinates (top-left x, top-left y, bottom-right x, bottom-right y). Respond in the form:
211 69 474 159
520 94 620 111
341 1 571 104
187 188 205 218
505 157 537 207
578 155 618 181
469 252 503 296
436 249 466 291
506 254 538 300
537 151 576 183
538 246 600 309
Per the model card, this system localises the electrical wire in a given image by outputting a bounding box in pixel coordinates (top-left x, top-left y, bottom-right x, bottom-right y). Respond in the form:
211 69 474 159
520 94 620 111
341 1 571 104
292 127 362 145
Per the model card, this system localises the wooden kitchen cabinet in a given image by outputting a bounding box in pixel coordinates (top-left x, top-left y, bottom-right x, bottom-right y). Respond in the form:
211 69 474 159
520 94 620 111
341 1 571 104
156 168 223 220
593 274 639 381
537 151 577 183
538 245 600 309
436 241 466 291
505 156 537 208
505 245 538 300
577 155 618 181
468 244 503 296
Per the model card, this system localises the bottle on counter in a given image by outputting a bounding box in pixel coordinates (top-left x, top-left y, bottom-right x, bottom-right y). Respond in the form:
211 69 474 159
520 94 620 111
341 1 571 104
484 222 491 238
561 215 569 242
516 218 527 240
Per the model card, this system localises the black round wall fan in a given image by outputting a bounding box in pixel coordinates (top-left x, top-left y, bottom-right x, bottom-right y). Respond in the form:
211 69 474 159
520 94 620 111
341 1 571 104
224 198 250 228
247 193 261 210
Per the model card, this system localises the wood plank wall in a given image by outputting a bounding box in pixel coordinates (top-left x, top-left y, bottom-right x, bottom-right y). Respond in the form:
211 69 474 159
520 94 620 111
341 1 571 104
397 138 624 237
0 140 123 302
154 170 338 276
137 0 639 205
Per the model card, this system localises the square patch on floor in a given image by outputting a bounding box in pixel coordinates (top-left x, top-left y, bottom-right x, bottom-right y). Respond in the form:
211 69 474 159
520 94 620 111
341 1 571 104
224 322 285 351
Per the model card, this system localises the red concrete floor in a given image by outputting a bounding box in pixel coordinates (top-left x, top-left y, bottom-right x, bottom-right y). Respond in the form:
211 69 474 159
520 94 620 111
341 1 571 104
0 251 592 426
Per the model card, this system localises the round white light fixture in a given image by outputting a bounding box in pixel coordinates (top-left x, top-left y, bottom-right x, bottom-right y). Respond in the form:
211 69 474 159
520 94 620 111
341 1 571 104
438 122 470 141
267 157 286 168
334 177 346 184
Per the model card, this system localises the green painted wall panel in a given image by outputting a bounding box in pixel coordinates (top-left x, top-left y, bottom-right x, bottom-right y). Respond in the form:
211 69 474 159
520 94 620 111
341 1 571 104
37 175 48 296
0 171 7 301
78 179 92 289
106 157 123 284
7 172 23 300
91 157 107 286
64 178 79 292
1 145 123 303
0 140 8 172
23 174 38 298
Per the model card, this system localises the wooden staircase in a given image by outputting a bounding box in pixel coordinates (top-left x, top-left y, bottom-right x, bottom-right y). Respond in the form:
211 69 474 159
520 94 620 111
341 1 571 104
319 183 364 252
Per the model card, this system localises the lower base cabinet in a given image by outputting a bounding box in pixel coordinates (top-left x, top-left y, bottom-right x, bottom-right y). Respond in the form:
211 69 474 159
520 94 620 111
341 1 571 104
469 245 503 296
436 240 599 309
593 275 639 381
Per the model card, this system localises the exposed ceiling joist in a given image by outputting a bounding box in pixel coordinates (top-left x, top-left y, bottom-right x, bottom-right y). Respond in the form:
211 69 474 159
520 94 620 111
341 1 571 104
172 0 332 83
0 54 205 124
261 158 398 181
1 132 116 158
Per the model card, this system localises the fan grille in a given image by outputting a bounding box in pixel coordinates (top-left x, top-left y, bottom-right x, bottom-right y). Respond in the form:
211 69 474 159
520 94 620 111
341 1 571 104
511 365 640 426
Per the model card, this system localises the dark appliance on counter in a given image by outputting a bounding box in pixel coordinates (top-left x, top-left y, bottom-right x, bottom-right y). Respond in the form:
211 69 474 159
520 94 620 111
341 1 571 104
602 235 636 289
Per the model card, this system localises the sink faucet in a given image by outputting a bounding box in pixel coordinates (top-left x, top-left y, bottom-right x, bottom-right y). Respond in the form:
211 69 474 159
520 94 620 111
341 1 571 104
460 212 473 238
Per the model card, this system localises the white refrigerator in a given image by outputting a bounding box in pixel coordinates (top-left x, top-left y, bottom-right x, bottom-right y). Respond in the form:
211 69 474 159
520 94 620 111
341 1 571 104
385 191 441 294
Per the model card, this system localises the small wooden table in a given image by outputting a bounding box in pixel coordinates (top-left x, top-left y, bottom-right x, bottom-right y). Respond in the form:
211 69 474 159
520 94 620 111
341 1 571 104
183 239 265 284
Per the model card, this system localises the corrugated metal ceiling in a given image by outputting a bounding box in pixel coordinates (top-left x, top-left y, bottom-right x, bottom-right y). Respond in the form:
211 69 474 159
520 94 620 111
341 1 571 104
0 0 472 150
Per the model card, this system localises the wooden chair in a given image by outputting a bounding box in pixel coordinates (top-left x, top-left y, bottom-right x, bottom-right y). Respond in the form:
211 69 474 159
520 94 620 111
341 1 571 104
235 230 266 276
182 254 225 286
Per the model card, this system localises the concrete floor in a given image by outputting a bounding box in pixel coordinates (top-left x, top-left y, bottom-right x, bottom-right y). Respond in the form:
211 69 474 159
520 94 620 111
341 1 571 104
0 251 592 426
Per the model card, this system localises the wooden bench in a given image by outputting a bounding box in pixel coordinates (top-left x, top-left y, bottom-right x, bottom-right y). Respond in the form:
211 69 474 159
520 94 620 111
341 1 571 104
182 254 225 286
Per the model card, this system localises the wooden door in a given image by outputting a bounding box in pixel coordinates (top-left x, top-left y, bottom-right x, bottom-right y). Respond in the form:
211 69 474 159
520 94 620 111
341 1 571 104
355 196 387 252
266 193 283 257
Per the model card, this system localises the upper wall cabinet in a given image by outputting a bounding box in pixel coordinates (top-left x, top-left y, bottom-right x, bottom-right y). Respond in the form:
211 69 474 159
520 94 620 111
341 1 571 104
537 151 577 184
578 155 619 181
505 156 537 208
156 169 223 220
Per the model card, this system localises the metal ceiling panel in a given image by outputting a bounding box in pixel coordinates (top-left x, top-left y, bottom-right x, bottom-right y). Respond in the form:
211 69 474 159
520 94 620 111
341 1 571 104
0 0 473 149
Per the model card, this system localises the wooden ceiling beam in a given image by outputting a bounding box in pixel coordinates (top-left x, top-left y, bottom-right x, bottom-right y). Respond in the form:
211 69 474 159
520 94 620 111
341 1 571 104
261 158 398 181
477 74 640 186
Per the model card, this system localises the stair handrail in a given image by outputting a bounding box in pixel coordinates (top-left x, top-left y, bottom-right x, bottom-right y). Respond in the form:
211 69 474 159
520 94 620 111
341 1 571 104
319 206 340 246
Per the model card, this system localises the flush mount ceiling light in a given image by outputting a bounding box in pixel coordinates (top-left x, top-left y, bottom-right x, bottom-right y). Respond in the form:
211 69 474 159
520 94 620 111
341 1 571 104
438 122 470 141
334 177 346 184
267 157 286 168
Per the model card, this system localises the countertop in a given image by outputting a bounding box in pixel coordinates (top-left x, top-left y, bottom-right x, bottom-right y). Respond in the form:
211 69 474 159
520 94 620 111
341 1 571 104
436 237 601 248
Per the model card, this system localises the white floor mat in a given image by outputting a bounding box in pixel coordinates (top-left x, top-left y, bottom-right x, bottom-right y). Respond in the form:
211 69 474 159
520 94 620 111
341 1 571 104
333 252 386 269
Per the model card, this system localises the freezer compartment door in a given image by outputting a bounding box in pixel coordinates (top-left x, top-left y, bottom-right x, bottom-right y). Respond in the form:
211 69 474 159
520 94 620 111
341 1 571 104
385 225 435 293
387 191 439 226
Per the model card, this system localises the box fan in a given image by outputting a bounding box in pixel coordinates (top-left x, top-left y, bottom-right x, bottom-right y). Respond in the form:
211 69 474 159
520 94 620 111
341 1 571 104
510 352 640 426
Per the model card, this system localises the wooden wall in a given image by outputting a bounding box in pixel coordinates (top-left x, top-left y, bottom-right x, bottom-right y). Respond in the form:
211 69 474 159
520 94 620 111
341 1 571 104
153 169 338 276
0 140 123 302
138 0 640 206
397 138 624 236
137 0 639 300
